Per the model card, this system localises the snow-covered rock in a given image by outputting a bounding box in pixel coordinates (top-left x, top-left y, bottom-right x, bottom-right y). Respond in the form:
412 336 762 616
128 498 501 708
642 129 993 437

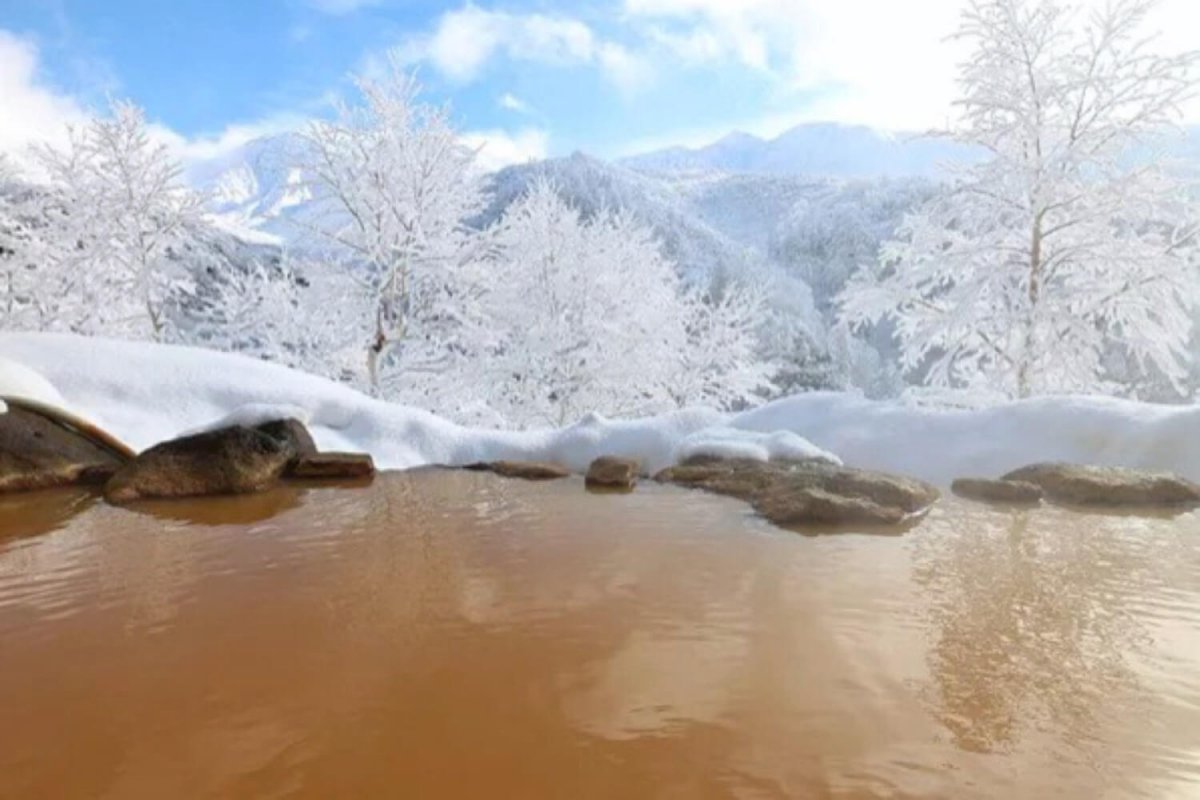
0 355 67 410
673 427 839 466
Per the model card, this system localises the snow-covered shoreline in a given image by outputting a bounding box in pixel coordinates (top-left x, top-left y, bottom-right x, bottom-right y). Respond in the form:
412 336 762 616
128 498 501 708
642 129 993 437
2 331 1199 486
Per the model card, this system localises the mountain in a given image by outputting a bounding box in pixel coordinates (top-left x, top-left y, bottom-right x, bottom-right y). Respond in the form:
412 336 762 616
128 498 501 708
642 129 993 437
482 153 791 286
620 123 979 179
187 133 319 245
620 121 1200 179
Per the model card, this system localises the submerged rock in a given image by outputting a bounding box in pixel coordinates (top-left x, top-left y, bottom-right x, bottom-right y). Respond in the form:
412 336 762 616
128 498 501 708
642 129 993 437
586 456 640 490
105 426 290 504
289 452 376 481
469 461 571 481
656 457 939 530
951 477 1043 505
0 401 129 495
1001 462 1200 508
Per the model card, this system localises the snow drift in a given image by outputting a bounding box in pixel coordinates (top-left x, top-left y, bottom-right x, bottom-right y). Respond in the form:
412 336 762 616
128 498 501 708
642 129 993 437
2 332 1200 486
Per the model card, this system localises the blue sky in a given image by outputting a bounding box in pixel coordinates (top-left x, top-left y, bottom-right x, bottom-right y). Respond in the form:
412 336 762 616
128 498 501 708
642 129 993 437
2 0 1197 170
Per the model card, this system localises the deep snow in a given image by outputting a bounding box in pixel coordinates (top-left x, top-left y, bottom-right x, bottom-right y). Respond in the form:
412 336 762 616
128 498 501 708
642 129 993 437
2 331 1200 486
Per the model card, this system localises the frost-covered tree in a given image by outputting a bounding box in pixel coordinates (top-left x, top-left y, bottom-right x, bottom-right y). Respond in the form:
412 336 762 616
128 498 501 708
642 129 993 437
473 180 771 427
302 60 488 393
35 101 203 340
773 179 934 316
672 276 776 409
840 0 1199 398
0 157 51 329
174 246 351 371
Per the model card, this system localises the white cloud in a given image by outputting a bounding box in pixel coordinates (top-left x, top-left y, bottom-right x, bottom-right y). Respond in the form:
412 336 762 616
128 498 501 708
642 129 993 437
460 127 548 172
498 92 531 114
625 0 1200 131
404 5 649 92
0 30 308 185
626 0 783 71
0 31 89 162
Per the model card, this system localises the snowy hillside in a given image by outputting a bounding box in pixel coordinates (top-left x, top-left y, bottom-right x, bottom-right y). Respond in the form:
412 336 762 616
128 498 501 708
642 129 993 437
186 133 319 245
482 154 787 286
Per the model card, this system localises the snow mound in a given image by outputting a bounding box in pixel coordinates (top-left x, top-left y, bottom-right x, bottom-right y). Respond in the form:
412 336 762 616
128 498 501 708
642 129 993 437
4 332 1200 487
182 403 311 436
674 427 840 466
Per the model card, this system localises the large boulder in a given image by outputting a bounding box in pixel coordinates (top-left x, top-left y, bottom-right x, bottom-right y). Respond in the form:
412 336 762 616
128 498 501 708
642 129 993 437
105 425 291 504
951 477 1043 505
586 456 640 490
0 400 129 494
255 418 318 463
656 457 939 530
1000 462 1200 508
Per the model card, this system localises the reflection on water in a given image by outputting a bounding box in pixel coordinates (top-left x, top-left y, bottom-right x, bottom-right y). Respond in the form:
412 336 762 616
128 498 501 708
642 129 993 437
1 472 1199 799
124 485 306 527
913 503 1200 797
0 486 96 544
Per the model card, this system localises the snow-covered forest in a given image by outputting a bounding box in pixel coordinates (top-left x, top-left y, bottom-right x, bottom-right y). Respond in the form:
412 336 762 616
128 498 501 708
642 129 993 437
2 0 1198 426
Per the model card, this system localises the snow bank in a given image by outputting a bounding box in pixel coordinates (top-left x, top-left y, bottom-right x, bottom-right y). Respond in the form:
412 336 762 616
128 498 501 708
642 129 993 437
3 332 1200 486
734 392 1200 486
0 333 727 474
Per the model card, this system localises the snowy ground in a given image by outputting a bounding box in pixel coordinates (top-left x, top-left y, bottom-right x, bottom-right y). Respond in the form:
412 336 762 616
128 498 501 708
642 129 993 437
2 331 1200 486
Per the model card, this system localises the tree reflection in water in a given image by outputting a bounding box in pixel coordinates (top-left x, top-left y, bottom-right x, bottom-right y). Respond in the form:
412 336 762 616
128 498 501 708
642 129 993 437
912 502 1166 758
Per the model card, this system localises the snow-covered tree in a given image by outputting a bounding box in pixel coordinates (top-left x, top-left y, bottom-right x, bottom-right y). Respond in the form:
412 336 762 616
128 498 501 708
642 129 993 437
34 101 203 340
0 157 49 329
773 179 934 316
839 0 1199 398
173 245 346 368
472 179 771 427
302 60 488 394
672 276 777 409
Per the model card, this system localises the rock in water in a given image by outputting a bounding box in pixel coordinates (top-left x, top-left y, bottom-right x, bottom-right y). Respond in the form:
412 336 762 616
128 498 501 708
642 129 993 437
1001 462 1200 508
951 477 1043 505
656 458 939 530
755 486 910 527
0 403 127 494
586 457 640 490
466 461 571 481
289 452 376 481
105 426 290 504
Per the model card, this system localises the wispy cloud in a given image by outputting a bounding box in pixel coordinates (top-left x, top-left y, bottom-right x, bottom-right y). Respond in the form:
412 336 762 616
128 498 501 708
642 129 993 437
393 5 650 93
498 92 532 114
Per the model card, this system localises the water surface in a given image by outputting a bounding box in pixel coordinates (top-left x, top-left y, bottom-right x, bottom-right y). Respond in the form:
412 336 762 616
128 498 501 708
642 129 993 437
1 471 1199 799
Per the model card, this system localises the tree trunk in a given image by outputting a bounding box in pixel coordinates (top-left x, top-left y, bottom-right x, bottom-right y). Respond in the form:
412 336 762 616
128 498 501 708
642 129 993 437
1017 215 1044 399
367 329 386 397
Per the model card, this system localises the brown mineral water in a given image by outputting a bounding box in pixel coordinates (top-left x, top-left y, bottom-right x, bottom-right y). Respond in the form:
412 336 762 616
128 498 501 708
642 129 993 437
1 470 1199 799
